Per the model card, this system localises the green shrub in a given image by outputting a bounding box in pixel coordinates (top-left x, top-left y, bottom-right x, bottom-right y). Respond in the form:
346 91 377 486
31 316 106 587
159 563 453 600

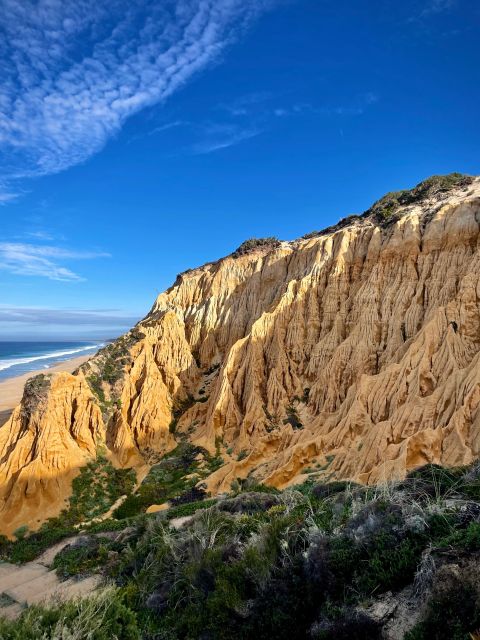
438 522 480 551
353 532 425 595
232 237 280 258
2 522 74 564
4 459 480 639
53 538 110 578
113 444 219 519
405 583 480 640
364 174 473 223
13 525 29 541
283 403 303 430
0 589 139 640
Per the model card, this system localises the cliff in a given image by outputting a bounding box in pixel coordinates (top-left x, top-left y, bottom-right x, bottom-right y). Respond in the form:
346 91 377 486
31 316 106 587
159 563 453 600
1 173 480 536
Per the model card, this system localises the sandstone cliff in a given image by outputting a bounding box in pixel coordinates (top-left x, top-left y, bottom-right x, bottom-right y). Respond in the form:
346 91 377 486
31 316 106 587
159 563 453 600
2 173 480 535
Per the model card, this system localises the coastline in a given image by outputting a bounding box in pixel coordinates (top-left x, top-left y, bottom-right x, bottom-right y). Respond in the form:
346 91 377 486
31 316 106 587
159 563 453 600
0 354 93 427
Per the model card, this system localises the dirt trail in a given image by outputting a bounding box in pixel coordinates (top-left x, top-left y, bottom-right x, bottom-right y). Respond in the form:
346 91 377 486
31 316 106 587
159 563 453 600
0 536 101 621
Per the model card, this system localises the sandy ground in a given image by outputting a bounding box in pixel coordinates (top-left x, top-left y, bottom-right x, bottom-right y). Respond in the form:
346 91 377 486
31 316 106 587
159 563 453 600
0 534 102 619
0 354 93 426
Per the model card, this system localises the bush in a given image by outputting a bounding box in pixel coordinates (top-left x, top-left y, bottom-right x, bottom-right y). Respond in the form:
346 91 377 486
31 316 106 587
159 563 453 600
13 525 29 541
310 607 382 639
217 492 281 515
113 444 219 519
4 459 480 639
53 536 109 578
1 522 74 564
438 522 480 551
405 571 480 640
170 485 208 506
364 174 473 223
232 237 281 258
311 481 355 501
0 589 140 640
283 404 303 430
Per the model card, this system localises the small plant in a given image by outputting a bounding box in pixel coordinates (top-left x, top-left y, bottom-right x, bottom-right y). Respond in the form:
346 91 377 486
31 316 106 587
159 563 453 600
232 237 281 258
0 589 140 639
53 537 109 578
283 403 303 429
21 374 52 418
13 525 29 541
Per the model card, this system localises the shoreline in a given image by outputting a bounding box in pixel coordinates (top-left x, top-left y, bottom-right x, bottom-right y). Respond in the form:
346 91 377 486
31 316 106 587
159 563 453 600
0 354 94 426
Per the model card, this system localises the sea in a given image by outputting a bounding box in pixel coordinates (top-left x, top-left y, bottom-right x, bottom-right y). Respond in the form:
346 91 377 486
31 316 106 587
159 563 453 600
0 341 104 382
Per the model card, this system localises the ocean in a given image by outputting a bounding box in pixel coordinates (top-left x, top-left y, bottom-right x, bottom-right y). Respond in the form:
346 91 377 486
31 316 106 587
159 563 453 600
0 341 104 382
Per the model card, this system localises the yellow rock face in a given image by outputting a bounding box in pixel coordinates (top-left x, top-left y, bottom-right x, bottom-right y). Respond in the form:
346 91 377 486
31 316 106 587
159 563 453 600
0 373 103 535
1 176 480 535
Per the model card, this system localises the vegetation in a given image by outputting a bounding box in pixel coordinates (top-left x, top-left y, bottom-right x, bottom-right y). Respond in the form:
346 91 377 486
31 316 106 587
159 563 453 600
302 214 364 240
20 373 52 418
232 237 281 258
284 402 303 429
303 173 474 238
0 453 136 563
113 443 220 520
3 462 480 639
84 330 145 416
53 537 111 578
364 173 473 222
0 589 140 639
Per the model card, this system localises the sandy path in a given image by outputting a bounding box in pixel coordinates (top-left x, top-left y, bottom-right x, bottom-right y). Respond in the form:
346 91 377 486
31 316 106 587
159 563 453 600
0 534 102 620
0 354 94 426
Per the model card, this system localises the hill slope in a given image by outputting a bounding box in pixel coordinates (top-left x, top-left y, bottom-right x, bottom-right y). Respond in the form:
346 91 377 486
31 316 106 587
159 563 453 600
1 173 480 536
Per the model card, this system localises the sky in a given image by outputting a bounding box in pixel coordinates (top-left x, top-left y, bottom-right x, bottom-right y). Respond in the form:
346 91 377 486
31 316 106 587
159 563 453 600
0 0 479 340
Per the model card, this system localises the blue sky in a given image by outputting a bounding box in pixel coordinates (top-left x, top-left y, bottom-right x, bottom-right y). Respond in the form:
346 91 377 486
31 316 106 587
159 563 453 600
0 0 479 340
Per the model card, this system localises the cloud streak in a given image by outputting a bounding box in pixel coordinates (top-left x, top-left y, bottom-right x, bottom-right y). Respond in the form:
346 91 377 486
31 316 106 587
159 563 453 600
0 0 275 196
191 122 262 154
0 305 139 327
146 90 378 155
0 242 109 281
420 0 456 16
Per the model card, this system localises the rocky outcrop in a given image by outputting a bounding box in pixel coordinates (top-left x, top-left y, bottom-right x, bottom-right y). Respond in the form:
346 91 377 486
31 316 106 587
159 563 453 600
0 373 103 535
1 173 480 535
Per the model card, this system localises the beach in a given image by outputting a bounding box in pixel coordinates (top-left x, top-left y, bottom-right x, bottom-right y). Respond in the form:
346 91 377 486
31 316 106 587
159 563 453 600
0 354 93 427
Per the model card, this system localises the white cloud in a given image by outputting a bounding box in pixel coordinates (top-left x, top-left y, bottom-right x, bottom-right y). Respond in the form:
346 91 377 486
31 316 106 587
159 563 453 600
218 91 273 116
191 123 262 154
149 120 189 136
0 305 139 327
420 0 456 16
0 242 109 281
0 0 276 197
296 93 378 117
0 304 140 338
0 193 19 204
24 230 55 241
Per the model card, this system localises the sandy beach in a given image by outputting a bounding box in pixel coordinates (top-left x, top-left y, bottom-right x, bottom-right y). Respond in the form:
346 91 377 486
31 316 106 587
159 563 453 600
0 354 93 427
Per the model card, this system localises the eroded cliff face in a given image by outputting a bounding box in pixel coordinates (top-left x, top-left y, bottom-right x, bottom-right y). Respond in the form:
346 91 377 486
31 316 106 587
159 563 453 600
2 174 480 535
